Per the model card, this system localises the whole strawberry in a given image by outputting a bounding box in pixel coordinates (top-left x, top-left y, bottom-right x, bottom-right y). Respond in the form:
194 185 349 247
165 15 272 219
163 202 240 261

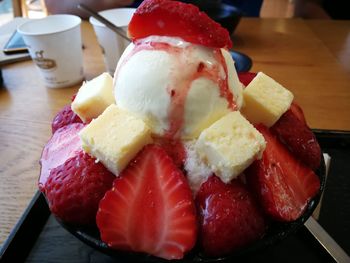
271 108 321 170
196 175 267 257
289 102 307 125
246 124 320 222
45 151 115 225
51 104 83 134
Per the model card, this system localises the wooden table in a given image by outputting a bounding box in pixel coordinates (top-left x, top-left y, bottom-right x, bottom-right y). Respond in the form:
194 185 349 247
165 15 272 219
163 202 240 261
0 18 349 248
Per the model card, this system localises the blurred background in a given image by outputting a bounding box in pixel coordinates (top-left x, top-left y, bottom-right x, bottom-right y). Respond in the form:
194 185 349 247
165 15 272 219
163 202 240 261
0 0 298 26
2 0 346 31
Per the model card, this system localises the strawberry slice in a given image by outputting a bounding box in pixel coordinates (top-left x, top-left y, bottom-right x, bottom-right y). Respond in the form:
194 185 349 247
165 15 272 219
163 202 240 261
96 145 197 260
238 72 257 87
39 123 84 191
246 124 320 222
271 108 321 170
128 0 232 49
196 175 267 257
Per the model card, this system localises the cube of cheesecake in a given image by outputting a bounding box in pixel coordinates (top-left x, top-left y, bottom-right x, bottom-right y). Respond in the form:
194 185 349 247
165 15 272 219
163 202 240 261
195 111 266 183
79 104 153 175
72 72 114 122
241 72 294 127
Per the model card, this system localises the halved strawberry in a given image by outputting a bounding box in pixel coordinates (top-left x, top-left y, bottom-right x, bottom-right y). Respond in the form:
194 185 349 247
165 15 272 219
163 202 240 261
271 108 321 170
96 145 197 260
246 124 320 222
128 0 232 49
196 175 267 257
39 123 84 191
238 72 257 87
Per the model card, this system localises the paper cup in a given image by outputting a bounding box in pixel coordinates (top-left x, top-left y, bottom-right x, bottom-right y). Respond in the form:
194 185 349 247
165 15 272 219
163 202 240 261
90 8 135 75
18 15 83 88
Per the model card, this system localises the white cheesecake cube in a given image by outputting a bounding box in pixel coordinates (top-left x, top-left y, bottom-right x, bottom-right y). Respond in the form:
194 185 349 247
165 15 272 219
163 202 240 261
241 72 294 127
79 104 153 175
72 72 115 122
195 111 266 183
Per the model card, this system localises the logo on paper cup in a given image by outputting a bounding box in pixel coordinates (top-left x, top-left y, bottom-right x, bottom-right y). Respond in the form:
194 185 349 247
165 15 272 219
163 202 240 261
34 51 57 70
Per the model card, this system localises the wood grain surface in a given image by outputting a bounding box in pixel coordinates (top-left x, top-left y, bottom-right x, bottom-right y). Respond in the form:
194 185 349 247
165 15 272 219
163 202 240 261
233 18 350 131
0 22 105 248
0 19 349 249
306 20 350 73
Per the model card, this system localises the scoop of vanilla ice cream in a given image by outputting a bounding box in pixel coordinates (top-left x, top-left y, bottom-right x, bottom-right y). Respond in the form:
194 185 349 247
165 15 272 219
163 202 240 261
114 36 243 140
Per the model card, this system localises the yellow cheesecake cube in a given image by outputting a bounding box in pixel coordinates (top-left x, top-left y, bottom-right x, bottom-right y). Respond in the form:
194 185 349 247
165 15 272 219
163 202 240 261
79 104 153 175
195 111 266 183
241 72 294 127
72 72 115 122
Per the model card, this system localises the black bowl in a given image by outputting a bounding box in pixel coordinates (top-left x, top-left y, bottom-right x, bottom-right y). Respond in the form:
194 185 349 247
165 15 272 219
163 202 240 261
58 154 326 262
205 3 242 36
181 1 242 35
230 50 252 72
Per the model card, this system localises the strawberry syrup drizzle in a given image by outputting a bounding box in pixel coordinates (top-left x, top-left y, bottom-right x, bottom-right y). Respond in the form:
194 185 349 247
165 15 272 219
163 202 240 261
115 40 236 166
213 50 237 111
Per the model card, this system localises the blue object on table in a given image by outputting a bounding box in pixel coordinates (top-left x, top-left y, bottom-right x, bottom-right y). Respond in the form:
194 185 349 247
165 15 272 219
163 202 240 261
230 50 252 72
223 0 263 17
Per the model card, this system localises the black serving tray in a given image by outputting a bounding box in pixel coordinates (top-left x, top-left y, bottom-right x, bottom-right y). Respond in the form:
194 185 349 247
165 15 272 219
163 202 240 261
1 130 350 263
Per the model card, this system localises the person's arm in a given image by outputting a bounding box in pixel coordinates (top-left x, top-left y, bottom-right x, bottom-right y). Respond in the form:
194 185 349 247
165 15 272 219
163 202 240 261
44 0 134 19
294 0 330 19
